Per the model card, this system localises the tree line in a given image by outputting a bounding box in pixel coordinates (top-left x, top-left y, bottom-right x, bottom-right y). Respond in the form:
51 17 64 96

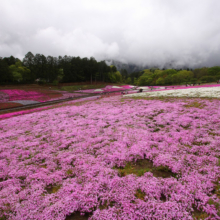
0 52 220 86
122 67 220 86
0 52 122 85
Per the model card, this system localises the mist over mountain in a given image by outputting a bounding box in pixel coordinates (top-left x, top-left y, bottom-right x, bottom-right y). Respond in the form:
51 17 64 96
105 59 197 73
105 60 146 73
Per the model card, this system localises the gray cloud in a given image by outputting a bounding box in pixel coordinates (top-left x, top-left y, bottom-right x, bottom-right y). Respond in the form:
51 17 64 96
1 0 220 68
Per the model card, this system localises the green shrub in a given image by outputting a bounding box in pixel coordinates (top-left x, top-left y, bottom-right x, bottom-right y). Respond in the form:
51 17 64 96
52 80 59 86
200 75 216 83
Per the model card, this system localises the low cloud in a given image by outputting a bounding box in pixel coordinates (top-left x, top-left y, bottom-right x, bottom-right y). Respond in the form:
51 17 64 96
0 0 220 68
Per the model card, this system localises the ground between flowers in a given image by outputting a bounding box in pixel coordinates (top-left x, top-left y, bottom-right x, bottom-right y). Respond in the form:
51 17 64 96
0 95 220 219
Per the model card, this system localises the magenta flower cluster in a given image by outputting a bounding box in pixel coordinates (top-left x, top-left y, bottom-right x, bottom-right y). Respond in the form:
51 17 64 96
0 89 85 104
0 90 47 102
0 96 219 219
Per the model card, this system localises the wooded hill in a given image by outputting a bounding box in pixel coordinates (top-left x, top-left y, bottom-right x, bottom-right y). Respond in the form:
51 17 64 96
124 67 220 85
0 52 122 85
0 52 220 86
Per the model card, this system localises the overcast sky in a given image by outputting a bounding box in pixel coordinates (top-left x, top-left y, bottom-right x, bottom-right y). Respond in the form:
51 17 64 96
1 0 220 67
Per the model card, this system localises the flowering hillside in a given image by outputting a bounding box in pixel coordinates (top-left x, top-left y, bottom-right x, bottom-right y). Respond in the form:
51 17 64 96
0 96 220 219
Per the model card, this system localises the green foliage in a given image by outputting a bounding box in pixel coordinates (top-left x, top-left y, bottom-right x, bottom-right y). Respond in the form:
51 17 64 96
154 70 164 78
171 74 179 84
0 59 12 83
115 71 122 82
156 77 165 85
12 71 23 82
200 75 216 83
56 68 64 84
108 72 117 83
149 67 158 73
9 63 22 82
216 73 220 81
108 71 122 83
8 61 33 83
110 65 117 72
137 168 150 176
207 66 220 76
133 77 138 85
138 75 153 86
176 70 194 83
193 67 208 79
164 74 173 85
128 66 220 86
121 69 128 82
52 80 59 86
142 69 152 76
163 69 177 75
126 77 132 84
3 55 17 66
2 52 220 86
25 53 113 84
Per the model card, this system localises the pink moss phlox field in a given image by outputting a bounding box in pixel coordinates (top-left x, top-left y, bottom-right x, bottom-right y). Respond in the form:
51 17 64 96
49 91 85 101
0 90 47 102
0 92 9 103
0 96 220 219
0 90 83 103
0 96 100 120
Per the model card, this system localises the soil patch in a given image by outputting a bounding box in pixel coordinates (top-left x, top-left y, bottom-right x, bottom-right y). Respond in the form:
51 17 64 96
45 184 61 194
116 159 176 178
0 102 22 109
65 211 92 220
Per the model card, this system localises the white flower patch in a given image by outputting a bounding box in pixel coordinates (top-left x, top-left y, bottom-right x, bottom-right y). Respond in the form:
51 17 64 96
9 100 40 105
112 86 122 88
137 87 150 90
124 86 220 98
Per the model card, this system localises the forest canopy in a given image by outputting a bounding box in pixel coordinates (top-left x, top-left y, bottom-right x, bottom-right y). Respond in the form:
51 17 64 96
0 52 121 85
0 52 220 86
